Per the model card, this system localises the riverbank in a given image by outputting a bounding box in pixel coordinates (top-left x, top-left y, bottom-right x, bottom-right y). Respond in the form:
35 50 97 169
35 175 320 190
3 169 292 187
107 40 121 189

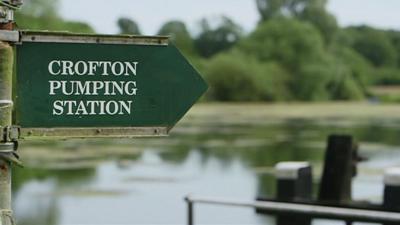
18 102 400 169
183 102 400 121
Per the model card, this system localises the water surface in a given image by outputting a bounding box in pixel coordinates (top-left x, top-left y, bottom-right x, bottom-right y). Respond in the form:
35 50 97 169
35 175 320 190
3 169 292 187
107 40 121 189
13 104 400 225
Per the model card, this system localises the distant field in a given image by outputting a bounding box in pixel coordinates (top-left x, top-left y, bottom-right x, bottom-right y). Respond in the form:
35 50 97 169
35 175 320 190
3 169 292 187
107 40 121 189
183 102 400 122
371 85 400 102
371 85 400 95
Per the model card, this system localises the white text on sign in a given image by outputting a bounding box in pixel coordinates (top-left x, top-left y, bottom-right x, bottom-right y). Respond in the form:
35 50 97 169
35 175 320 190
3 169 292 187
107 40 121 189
47 60 139 116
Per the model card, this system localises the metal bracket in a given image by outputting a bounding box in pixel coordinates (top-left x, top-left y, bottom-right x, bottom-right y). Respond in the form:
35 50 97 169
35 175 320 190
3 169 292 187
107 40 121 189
0 0 22 43
0 30 19 42
0 6 13 23
0 126 20 142
0 143 22 167
0 142 13 152
0 126 22 167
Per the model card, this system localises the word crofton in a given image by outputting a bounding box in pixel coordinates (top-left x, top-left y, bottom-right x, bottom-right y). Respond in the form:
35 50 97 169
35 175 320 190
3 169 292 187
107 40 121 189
48 60 139 76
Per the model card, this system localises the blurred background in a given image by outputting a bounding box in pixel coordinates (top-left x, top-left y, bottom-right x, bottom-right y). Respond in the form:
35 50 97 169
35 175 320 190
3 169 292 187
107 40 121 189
11 0 400 225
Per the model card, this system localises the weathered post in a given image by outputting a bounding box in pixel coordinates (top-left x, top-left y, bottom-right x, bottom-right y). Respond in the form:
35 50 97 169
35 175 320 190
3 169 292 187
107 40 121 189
0 42 14 225
383 167 400 225
0 1 22 224
275 162 312 225
318 135 357 225
318 135 356 204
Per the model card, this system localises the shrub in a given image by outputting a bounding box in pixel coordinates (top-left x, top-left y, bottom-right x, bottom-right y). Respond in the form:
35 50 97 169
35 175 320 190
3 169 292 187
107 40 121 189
204 51 290 101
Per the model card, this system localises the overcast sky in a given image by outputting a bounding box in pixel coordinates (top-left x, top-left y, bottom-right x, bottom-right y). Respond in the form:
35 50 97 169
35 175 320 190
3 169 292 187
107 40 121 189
59 0 400 35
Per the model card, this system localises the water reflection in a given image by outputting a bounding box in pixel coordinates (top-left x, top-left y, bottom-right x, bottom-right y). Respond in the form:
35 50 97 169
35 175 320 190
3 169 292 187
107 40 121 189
11 117 400 225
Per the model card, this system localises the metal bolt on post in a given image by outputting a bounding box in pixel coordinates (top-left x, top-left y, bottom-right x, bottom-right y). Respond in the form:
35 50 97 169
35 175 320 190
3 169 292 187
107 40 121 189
0 1 23 224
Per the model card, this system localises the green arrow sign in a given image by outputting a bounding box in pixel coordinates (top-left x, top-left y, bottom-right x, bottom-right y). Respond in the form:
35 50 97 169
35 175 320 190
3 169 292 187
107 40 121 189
13 31 207 138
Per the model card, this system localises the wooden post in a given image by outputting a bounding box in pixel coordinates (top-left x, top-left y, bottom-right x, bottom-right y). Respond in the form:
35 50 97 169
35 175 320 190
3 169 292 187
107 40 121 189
275 162 312 225
318 135 357 225
318 135 356 204
0 2 20 224
0 38 14 225
383 168 400 225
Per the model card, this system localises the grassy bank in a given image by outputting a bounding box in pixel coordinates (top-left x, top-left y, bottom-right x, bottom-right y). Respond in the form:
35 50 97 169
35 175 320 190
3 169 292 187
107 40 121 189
183 102 400 122
18 102 400 169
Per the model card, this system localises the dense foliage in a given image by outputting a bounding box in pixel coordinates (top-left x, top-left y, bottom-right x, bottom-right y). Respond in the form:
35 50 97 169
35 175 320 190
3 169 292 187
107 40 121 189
15 0 94 33
117 18 141 35
14 0 400 102
157 21 196 57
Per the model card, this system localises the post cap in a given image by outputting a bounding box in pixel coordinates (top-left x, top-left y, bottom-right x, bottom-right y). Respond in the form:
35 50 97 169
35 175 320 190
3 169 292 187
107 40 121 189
384 167 400 186
275 162 310 179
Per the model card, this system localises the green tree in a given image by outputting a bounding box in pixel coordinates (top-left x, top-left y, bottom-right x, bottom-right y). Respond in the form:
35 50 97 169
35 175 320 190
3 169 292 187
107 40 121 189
204 51 291 101
330 74 365 100
239 18 366 101
374 68 400 85
21 0 59 18
239 18 325 71
257 0 338 44
294 63 333 100
387 30 400 67
346 26 397 67
194 16 243 58
16 14 94 33
299 6 338 44
117 17 141 35
256 0 285 20
158 20 190 37
333 47 372 92
256 0 327 20
300 45 369 100
15 0 94 33
158 20 196 57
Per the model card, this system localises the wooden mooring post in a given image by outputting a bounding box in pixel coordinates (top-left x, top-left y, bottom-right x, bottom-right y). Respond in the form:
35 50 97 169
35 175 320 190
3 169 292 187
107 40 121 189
383 168 400 225
255 134 400 225
275 162 312 225
318 135 357 225
318 135 357 204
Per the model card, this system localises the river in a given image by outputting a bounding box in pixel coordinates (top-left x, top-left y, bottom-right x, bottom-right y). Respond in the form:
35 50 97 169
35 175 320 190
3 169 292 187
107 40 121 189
12 103 400 225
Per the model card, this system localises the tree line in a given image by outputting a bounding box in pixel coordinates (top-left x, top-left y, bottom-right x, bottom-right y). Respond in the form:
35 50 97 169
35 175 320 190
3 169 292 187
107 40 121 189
15 0 400 102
